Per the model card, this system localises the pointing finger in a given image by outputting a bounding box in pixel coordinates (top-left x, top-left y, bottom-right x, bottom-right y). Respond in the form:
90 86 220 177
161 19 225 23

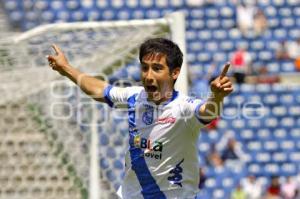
220 62 230 79
51 44 61 55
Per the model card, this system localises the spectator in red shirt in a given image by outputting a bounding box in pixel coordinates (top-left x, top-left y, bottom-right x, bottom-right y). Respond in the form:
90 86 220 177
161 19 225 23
231 46 252 84
265 176 281 199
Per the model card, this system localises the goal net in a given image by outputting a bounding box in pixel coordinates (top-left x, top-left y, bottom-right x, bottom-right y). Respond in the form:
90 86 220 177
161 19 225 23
0 12 187 199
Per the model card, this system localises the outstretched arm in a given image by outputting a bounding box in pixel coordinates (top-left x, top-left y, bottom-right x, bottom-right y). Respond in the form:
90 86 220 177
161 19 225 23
47 44 108 102
199 63 234 122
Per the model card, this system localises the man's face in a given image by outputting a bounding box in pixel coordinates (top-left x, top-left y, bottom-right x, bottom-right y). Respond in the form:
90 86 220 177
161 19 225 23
141 53 179 104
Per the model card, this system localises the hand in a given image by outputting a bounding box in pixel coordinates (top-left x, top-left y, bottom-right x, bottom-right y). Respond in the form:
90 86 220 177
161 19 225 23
47 44 70 76
210 62 234 99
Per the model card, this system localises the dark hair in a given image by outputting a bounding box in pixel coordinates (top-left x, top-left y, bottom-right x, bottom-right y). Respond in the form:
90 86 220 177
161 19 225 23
139 38 183 71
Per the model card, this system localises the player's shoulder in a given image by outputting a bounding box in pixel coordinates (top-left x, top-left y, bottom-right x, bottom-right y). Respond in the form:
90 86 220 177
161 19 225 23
175 92 203 105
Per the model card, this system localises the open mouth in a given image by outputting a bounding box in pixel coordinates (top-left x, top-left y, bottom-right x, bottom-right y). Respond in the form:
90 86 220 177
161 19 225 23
146 85 158 92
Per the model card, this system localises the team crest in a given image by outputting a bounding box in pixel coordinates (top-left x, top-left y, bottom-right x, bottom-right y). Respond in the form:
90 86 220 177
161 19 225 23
142 104 154 125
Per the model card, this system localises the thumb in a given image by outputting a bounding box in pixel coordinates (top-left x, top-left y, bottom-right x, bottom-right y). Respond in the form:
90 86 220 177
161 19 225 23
46 55 56 62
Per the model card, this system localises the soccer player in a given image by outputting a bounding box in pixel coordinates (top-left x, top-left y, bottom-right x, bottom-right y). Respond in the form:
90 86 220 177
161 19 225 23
47 38 233 199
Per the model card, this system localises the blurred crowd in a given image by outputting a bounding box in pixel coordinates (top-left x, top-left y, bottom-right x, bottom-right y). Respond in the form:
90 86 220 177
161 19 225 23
231 175 300 199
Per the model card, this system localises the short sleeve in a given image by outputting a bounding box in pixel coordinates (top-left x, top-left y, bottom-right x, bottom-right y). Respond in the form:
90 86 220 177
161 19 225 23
181 97 211 128
103 85 143 107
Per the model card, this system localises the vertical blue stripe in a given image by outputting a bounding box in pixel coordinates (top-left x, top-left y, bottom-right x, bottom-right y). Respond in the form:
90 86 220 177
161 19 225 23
127 95 166 199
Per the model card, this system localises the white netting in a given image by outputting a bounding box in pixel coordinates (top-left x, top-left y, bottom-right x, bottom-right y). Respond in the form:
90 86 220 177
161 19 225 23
0 13 184 199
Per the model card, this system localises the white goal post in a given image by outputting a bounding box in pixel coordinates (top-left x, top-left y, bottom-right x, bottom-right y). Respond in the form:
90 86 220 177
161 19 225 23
0 12 187 199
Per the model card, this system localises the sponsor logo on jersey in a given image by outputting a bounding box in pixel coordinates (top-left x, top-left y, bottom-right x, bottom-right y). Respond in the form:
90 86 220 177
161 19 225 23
134 135 163 160
168 159 184 187
157 117 176 124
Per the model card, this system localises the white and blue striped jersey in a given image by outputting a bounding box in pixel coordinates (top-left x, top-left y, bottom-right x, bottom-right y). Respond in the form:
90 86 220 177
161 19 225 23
104 85 209 199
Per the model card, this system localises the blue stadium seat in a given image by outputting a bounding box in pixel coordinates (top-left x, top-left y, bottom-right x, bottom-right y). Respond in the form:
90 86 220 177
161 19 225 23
189 9 204 19
107 147 117 158
131 10 145 19
100 157 109 169
291 128 300 139
219 6 234 18
269 17 280 28
206 19 220 29
264 117 278 128
145 9 161 18
264 140 279 152
86 9 101 20
220 19 235 28
280 140 296 152
264 163 280 175
212 30 227 40
280 163 297 176
205 41 218 52
247 141 262 152
265 6 277 18
272 106 287 116
65 0 80 10
228 29 242 40
240 84 255 93
125 0 139 8
198 143 210 154
8 10 23 24
205 8 219 18
33 0 50 10
100 133 109 146
256 152 271 163
111 0 124 9
102 10 115 20
212 189 225 199
272 152 288 162
257 129 272 140
50 0 64 10
113 159 124 170
281 61 295 72
214 52 227 63
196 190 212 199
279 94 294 105
232 119 246 129
198 30 212 41
273 28 288 40
247 119 263 129
274 128 288 139
289 152 300 163
220 41 234 51
288 28 300 40
251 40 265 51
281 117 295 128
205 175 217 188
240 129 255 140
117 10 130 20
272 84 288 94
56 10 70 21
41 10 55 22
263 94 279 105
197 52 211 62
281 17 295 28
271 0 285 7
106 169 117 181
248 163 263 175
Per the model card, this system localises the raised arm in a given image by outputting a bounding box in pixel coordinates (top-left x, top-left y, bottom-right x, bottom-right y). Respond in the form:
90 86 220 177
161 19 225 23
199 63 233 122
47 44 108 102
